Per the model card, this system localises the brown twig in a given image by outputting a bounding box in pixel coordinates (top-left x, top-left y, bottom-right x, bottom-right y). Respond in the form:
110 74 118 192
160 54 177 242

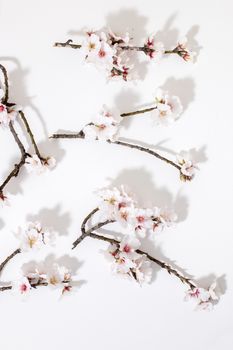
0 248 21 274
18 110 43 159
54 40 82 49
120 106 157 117
50 130 181 174
73 209 196 289
0 122 28 193
0 64 9 104
72 207 114 249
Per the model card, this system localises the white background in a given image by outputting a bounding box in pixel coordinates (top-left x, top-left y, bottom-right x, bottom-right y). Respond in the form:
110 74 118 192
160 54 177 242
0 0 233 349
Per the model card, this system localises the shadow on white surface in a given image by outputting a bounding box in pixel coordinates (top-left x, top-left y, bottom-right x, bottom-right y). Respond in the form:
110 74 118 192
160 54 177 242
119 136 208 164
186 25 203 61
161 77 195 113
37 138 66 163
0 56 48 137
115 89 140 129
1 155 28 196
197 274 227 295
107 167 189 222
26 205 71 236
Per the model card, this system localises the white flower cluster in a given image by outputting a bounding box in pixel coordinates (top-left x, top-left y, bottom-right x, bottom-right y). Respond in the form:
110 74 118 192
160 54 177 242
98 186 177 237
83 106 119 141
177 151 198 181
25 154 56 174
152 89 183 126
80 30 165 80
13 263 74 296
82 89 183 141
0 89 18 128
106 235 152 285
185 282 218 311
15 221 56 251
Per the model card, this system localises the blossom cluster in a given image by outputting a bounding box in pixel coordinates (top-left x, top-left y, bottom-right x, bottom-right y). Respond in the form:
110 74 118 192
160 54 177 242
80 30 163 80
83 106 119 141
152 88 183 126
15 221 56 251
0 89 18 128
105 235 152 285
79 29 195 80
98 186 177 237
177 151 198 181
185 282 218 311
13 263 74 296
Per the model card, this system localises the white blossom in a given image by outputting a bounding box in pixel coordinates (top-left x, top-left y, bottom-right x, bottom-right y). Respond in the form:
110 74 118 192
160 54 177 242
106 235 152 284
83 107 119 141
97 186 135 220
177 151 198 181
0 103 17 128
81 31 115 73
25 154 56 174
12 276 31 295
185 282 218 311
15 221 56 252
151 89 183 125
47 263 73 295
134 255 152 285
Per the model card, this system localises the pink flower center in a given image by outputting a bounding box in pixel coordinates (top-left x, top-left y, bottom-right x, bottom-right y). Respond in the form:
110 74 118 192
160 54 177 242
120 211 128 221
0 105 5 112
123 244 131 253
98 124 106 130
98 49 106 58
0 192 6 201
118 202 126 210
20 284 28 293
137 216 145 223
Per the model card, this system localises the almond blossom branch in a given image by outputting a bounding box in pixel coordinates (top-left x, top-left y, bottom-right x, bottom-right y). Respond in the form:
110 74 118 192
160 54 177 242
0 64 56 201
50 130 182 175
90 232 196 289
0 223 75 295
54 30 194 81
72 208 196 289
54 40 180 57
71 188 219 311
